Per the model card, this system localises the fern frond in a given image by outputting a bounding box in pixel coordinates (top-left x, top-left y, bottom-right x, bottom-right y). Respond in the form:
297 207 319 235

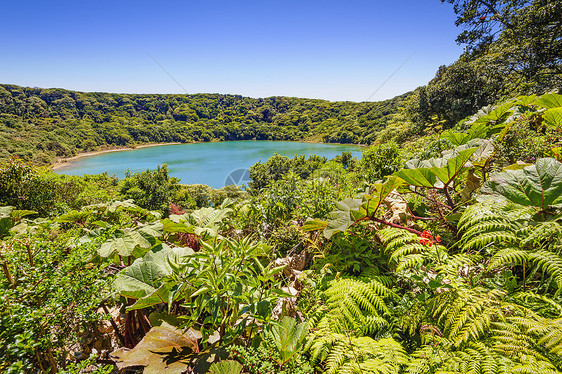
513 292 562 317
488 248 529 269
407 345 451 374
308 332 407 374
320 277 394 335
460 231 519 252
528 250 562 290
436 253 483 278
429 287 513 347
396 254 426 272
378 227 417 247
520 221 562 251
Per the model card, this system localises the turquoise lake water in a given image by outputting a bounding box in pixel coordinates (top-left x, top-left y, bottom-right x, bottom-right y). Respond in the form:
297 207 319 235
55 141 363 188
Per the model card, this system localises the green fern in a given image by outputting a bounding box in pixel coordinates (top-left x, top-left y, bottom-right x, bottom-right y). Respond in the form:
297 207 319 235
430 287 513 348
406 345 451 374
317 276 396 336
308 333 408 374
379 228 447 272
435 253 484 278
458 201 562 290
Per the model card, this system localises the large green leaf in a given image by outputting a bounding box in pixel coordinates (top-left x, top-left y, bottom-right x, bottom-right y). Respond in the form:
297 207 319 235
99 231 150 257
56 210 92 223
430 147 477 186
396 148 477 188
468 140 495 167
10 210 36 221
535 93 562 109
441 123 489 146
113 244 194 306
441 130 470 146
543 107 562 128
270 316 308 364
98 222 163 258
208 360 243 374
162 218 195 234
364 176 404 217
323 198 363 239
110 322 201 374
394 167 437 188
443 139 494 168
472 102 515 126
512 94 537 107
486 158 562 210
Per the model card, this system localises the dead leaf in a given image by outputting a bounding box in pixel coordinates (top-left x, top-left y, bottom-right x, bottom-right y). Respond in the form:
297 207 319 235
383 191 408 224
110 322 201 373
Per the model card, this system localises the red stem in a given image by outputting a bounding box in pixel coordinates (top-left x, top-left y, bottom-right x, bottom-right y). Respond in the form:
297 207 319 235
366 216 424 236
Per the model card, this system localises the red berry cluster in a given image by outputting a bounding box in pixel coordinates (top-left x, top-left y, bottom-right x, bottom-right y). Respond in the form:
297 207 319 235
419 230 441 247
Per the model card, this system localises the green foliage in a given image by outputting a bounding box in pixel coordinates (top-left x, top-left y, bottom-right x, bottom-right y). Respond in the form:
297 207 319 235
314 276 395 337
0 157 54 216
0 84 408 165
113 244 194 310
248 153 328 191
379 228 447 273
0 225 110 372
0 158 119 216
485 158 562 210
269 316 309 365
164 205 232 239
228 335 314 374
307 334 408 374
2 41 562 374
119 164 179 214
361 141 402 183
155 237 285 347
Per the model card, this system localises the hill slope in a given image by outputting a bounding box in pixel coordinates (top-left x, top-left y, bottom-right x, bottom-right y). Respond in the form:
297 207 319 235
0 84 408 164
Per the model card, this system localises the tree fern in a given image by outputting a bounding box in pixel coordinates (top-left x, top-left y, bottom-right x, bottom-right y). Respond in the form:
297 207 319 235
458 201 562 291
317 276 396 336
307 333 408 374
379 228 447 272
435 341 509 374
457 202 531 253
435 253 484 279
430 287 513 348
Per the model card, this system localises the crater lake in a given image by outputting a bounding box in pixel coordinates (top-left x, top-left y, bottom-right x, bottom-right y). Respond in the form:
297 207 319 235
54 141 363 188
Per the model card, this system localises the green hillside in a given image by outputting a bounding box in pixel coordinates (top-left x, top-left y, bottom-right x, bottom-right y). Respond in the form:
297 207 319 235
0 84 407 165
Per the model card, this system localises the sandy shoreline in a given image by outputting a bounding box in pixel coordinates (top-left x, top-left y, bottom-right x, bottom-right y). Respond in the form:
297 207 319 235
51 142 182 170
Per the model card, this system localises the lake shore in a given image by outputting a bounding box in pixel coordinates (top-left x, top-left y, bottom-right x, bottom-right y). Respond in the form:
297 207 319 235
51 139 366 171
51 142 182 171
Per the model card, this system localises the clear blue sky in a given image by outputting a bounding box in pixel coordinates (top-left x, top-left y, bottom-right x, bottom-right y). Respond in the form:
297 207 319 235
0 0 464 102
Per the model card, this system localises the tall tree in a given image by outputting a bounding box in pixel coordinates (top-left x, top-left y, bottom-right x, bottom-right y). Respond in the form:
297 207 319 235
442 0 562 78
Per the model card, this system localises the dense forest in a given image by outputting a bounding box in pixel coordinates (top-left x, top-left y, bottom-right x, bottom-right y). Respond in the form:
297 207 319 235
0 84 407 165
1 0 562 373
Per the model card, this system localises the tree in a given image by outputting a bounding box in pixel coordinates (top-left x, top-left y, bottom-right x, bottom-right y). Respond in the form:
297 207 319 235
119 164 179 214
442 0 562 78
360 141 402 183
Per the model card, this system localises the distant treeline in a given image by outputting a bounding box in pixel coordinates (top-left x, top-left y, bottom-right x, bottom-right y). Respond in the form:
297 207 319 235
0 84 408 165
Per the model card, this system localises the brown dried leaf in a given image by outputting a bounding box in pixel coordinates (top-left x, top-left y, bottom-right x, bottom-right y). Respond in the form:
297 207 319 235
110 322 201 373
